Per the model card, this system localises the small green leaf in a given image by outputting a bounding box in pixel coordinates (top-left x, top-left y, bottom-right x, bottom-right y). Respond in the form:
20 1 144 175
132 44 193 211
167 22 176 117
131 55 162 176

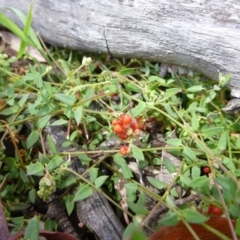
26 162 44 176
148 76 166 84
60 60 71 75
43 81 54 95
236 136 240 149
18 93 30 107
119 68 136 76
60 175 76 189
205 90 216 103
182 209 209 223
46 135 58 154
191 113 199 131
36 103 53 117
82 88 95 107
29 189 36 204
9 203 31 211
219 73 231 87
123 223 147 240
165 195 176 208
170 188 179 198
162 103 177 118
229 204 240 219
74 106 83 125
137 192 147 206
38 153 50 165
70 130 78 141
127 201 149 215
182 146 197 162
125 82 142 92
201 127 224 138
165 88 181 97
126 183 138 202
166 138 182 147
121 163 133 179
11 216 24 230
187 85 204 92
189 176 209 188
157 211 179 228
28 103 37 115
215 176 231 190
44 219 57 231
47 156 63 171
64 194 75 215
6 84 15 97
50 119 68 126
62 141 72 148
26 130 39 149
113 154 127 165
94 175 109 188
89 168 99 182
24 216 39 240
129 101 146 118
217 131 227 151
77 154 92 165
164 159 176 173
73 184 93 202
131 144 144 161
0 106 19 115
55 93 76 106
147 177 167 190
180 175 191 186
191 166 201 180
37 115 51 129
19 168 28 182
63 106 72 118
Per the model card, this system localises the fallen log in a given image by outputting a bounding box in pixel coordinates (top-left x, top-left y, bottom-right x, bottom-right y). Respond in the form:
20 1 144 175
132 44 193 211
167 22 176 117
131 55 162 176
1 0 240 88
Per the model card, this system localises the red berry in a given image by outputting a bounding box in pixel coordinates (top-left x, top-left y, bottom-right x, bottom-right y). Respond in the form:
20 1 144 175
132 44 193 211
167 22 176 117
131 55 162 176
113 124 124 133
134 129 142 137
208 205 214 214
120 145 129 155
130 121 140 131
112 119 119 125
118 132 128 140
135 116 146 130
203 166 211 174
122 114 132 125
211 206 223 216
138 122 146 130
119 115 124 125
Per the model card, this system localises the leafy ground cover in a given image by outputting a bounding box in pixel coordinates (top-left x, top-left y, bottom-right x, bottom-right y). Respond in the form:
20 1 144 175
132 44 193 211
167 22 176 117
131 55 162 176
0 6 240 240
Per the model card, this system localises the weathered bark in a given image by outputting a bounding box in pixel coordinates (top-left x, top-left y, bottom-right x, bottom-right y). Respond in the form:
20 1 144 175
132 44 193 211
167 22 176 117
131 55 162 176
0 0 240 88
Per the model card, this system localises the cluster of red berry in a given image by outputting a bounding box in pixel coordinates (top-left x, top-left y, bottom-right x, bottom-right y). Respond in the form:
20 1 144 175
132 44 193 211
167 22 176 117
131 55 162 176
112 114 145 140
112 114 145 155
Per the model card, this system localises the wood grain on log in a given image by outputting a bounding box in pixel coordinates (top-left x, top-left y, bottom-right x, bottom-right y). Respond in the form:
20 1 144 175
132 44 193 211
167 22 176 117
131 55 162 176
0 0 240 88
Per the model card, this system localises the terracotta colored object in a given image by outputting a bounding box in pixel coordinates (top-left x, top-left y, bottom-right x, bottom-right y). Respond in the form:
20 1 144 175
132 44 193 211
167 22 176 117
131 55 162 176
148 217 238 240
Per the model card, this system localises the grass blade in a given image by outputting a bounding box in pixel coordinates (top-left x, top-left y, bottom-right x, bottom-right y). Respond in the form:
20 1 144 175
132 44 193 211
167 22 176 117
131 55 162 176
7 5 42 49
0 11 33 45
